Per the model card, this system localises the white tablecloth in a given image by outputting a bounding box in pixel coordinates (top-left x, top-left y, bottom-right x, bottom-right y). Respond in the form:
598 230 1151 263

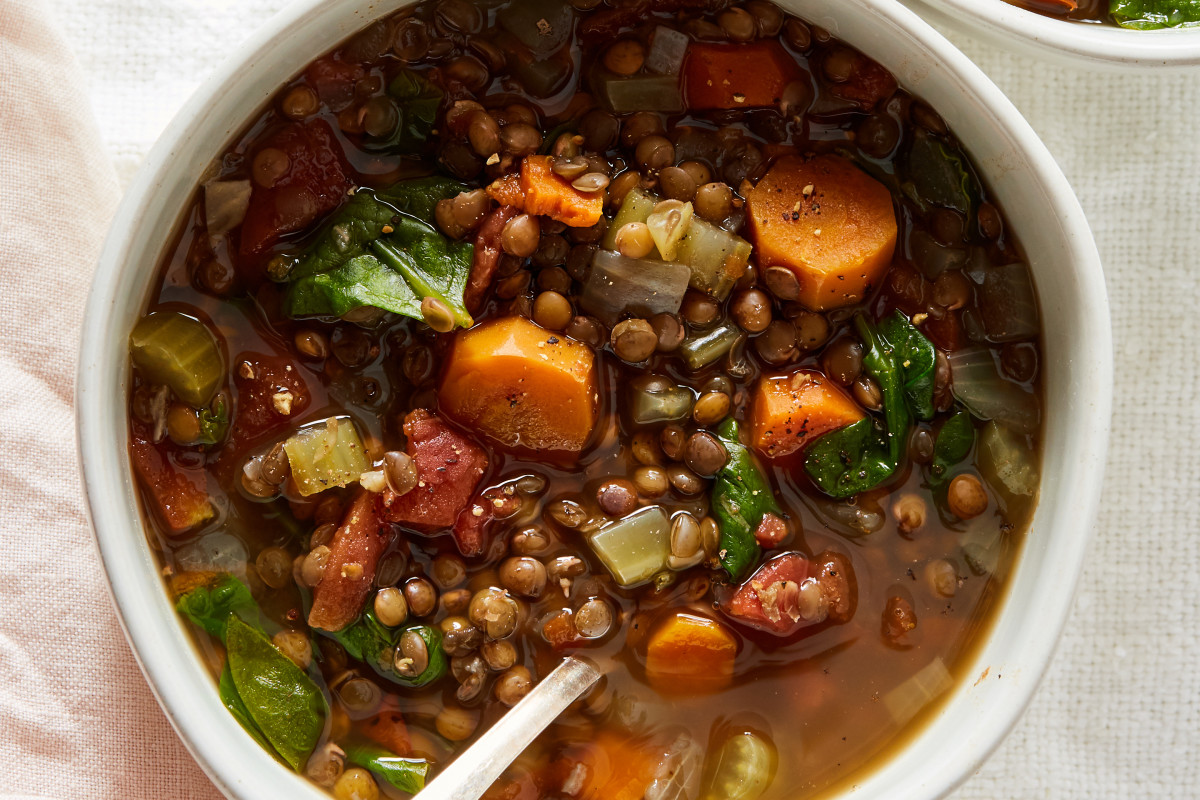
28 0 1200 796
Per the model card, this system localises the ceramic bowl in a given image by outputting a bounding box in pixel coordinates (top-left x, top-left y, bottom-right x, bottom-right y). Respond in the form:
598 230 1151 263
77 1 1113 797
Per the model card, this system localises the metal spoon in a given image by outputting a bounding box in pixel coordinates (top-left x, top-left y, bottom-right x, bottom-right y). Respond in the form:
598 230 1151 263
417 656 603 800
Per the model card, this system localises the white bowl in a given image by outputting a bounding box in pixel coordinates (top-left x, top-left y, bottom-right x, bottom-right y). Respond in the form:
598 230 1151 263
906 0 1200 68
76 1 1113 798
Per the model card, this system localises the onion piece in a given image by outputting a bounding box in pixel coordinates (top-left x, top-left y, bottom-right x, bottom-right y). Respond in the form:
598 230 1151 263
977 262 1040 342
947 347 1040 433
645 733 704 800
580 249 690 327
978 420 1040 513
646 200 694 261
883 657 952 725
646 26 689 75
596 73 684 114
175 532 248 583
204 179 252 237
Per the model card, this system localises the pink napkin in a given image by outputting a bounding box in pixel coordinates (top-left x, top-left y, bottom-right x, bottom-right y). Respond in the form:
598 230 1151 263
0 2 221 797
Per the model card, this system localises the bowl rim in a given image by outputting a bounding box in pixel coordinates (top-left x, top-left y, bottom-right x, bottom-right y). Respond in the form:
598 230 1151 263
907 0 1200 67
76 0 1113 798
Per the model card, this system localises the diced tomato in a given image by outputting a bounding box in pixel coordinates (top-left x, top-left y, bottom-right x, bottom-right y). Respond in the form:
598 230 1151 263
304 56 365 111
465 206 520 314
380 410 488 531
238 120 351 258
361 702 412 756
452 487 520 558
308 491 391 631
130 428 214 535
230 353 311 450
724 552 815 636
541 610 582 650
537 734 656 800
754 513 790 548
827 52 897 110
683 41 802 110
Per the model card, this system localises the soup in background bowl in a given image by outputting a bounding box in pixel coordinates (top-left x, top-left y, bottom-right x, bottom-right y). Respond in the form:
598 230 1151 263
77 1 1112 799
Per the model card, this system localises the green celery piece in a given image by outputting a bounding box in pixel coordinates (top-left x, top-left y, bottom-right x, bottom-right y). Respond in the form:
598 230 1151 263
129 311 224 407
804 316 908 498
878 310 937 421
219 663 274 754
904 131 977 218
291 177 465 280
332 616 448 689
1110 0 1200 27
344 742 430 794
195 394 229 446
176 574 259 643
679 322 741 371
712 419 781 581
603 188 659 251
361 70 443 153
929 408 975 485
283 417 371 497
674 215 752 301
226 615 325 772
586 506 671 587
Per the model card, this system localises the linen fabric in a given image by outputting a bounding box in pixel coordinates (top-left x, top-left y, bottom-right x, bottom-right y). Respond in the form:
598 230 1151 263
0 0 1195 797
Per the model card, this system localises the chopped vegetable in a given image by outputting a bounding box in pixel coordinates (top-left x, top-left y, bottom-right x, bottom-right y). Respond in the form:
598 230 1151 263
229 353 311 450
645 612 737 695
283 417 371 497
978 420 1040 513
130 429 214 534
361 706 412 756
439 316 600 454
678 322 740 371
219 663 273 754
226 615 326 772
604 188 659 251
1110 0 1200 29
486 155 604 227
361 69 442 152
586 505 671 587
498 0 574 55
645 26 689 75
930 408 975 484
204 179 252 237
947 347 1041 433
700 730 775 800
580 249 691 327
195 394 230 446
629 374 695 425
335 613 448 688
682 41 802 110
645 733 704 800
725 552 816 636
977 263 1040 343
646 200 694 260
749 369 864 459
129 311 224 408
675 215 753 301
466 206 519 313
595 73 684 114
176 574 258 642
878 311 936 421
882 657 952 725
747 154 897 312
308 491 390 632
380 409 488 530
344 742 430 794
712 419 782 581
904 131 977 217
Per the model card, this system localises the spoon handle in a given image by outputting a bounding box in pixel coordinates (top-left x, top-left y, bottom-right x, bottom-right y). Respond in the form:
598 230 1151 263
417 656 602 800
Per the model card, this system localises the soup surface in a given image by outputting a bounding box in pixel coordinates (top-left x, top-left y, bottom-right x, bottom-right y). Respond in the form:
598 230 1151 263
1006 0 1200 27
126 2 1045 798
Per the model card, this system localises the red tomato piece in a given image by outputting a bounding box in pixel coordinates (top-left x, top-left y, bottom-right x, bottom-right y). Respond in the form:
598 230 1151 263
130 428 214 535
380 410 488 531
361 702 412 756
754 513 790 548
465 206 520 314
725 552 815 636
541 610 582 650
452 487 520 558
683 41 802 110
827 52 897 110
229 353 311 450
308 491 390 632
238 120 351 257
304 56 365 111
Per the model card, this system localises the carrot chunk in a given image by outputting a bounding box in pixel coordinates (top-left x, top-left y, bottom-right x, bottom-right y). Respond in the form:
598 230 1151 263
682 40 802 110
438 316 599 456
308 491 390 632
644 611 738 694
750 368 865 458
747 154 897 311
485 156 603 227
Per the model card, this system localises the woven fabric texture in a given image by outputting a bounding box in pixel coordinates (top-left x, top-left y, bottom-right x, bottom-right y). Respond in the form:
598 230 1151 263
0 0 1194 797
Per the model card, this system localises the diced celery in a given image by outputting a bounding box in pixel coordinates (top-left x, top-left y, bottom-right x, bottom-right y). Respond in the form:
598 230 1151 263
283 417 371 497
978 421 1040 515
603 188 659 251
596 72 684 114
629 375 695 424
675 217 752 301
645 26 689 75
129 311 224 407
586 506 671 587
701 731 775 800
646 200 694 261
580 250 690 327
679 322 741 371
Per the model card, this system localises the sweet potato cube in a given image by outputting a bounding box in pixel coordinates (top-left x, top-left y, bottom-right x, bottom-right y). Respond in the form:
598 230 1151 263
750 369 865 458
644 611 738 695
747 154 897 311
438 316 599 455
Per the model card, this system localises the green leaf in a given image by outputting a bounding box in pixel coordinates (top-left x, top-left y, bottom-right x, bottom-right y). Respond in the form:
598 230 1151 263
878 310 937 421
219 663 274 754
361 70 444 153
930 408 975 484
195 394 230 446
226 615 326 772
712 419 781 581
904 131 977 217
1110 0 1200 28
344 742 430 794
176 574 259 642
331 618 448 689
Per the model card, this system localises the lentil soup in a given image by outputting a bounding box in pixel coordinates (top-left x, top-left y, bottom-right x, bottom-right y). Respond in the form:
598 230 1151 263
126 1 1045 798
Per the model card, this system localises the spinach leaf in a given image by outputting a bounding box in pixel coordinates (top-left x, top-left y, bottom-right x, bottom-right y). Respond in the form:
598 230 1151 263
878 310 936 421
195 394 229 446
361 70 443 153
176 574 259 642
904 130 977 217
712 418 782 581
930 408 975 484
219 663 273 754
291 178 465 280
332 617 448 689
226 615 326 772
344 742 430 794
1110 0 1200 28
